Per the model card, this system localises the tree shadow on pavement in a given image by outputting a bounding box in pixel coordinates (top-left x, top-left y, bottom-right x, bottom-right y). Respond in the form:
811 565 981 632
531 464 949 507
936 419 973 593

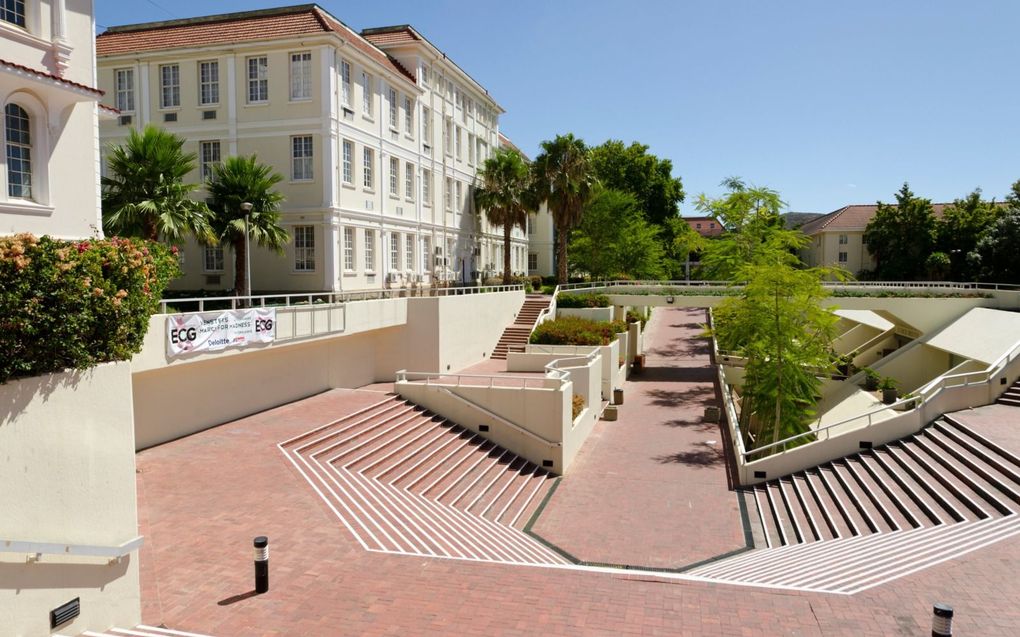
660 418 720 433
653 442 724 467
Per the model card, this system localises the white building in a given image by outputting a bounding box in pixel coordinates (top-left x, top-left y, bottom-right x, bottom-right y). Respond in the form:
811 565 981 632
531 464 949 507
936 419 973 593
96 5 522 293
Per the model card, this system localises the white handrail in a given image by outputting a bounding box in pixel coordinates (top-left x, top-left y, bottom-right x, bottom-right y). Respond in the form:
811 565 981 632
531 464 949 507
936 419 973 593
435 387 561 448
395 369 565 390
554 279 1020 292
2 536 144 559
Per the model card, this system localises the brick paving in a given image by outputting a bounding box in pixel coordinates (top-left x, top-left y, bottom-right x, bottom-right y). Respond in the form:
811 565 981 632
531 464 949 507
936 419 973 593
133 308 1020 635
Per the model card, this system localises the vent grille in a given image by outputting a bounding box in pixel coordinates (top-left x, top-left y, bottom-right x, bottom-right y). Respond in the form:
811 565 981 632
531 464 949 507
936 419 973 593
205 274 221 285
163 112 177 122
118 114 132 126
202 110 217 120
50 597 80 629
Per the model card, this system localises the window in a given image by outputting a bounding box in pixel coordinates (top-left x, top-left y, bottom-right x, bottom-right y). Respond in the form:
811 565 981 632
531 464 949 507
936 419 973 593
362 147 374 189
342 140 353 185
455 181 462 211
1 0 25 27
403 96 413 134
361 72 373 116
290 52 312 100
159 64 180 109
405 162 414 200
838 251 848 264
199 140 220 182
838 234 848 245
421 106 431 145
114 68 135 112
528 253 538 271
389 156 399 196
388 87 398 129
419 62 429 87
528 218 535 235
467 97 474 119
468 133 475 165
343 227 355 271
340 59 352 107
294 226 315 271
5 103 32 199
443 118 452 156
291 135 313 181
247 56 268 103
203 245 224 272
455 126 462 161
445 177 453 210
390 233 399 270
422 169 431 205
405 235 414 271
364 230 375 271
198 61 219 105
423 236 431 267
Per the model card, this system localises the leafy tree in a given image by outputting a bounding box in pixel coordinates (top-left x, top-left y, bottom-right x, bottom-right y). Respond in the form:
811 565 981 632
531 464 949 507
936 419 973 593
970 180 1020 283
206 155 288 295
532 133 597 283
474 147 533 284
935 189 1000 280
568 188 665 280
102 125 214 243
590 140 685 226
862 183 936 280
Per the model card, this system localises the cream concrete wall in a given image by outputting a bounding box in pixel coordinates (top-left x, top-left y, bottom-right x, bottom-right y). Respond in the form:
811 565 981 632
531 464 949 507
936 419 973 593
832 324 883 355
557 356 602 471
0 363 141 635
434 290 523 371
870 344 951 394
507 341 621 401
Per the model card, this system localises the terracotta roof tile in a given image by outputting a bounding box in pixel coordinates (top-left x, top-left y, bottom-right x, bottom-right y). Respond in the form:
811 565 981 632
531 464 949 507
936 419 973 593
0 58 104 96
800 203 952 235
361 28 420 46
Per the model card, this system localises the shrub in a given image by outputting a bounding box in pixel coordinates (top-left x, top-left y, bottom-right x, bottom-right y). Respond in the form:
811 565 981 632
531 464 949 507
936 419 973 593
557 293 611 308
0 234 180 383
571 394 586 420
530 315 627 346
529 275 543 290
626 308 648 326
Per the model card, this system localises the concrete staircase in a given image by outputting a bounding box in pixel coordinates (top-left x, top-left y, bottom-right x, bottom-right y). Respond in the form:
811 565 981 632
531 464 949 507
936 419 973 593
490 295 552 360
75 625 214 637
278 396 564 565
997 379 1020 406
687 415 1020 593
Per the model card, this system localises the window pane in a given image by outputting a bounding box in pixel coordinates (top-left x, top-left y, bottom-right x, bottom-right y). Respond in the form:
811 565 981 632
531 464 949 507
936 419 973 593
199 61 219 105
342 140 353 184
290 52 311 100
292 136 313 180
294 226 315 271
1 0 26 27
5 103 32 199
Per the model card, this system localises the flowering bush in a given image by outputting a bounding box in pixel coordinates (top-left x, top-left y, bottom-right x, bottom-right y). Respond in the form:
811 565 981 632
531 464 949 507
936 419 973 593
0 234 180 383
571 394 586 420
530 316 628 346
556 293 611 308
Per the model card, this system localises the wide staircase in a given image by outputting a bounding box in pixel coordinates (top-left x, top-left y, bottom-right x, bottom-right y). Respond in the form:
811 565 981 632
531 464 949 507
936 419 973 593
278 395 564 565
687 415 1020 593
73 625 213 637
490 295 552 360
997 379 1020 406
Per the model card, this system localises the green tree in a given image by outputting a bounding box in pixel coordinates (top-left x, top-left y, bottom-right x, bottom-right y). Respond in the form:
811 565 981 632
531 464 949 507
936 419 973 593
862 183 936 280
474 147 533 284
569 188 665 280
590 140 685 226
532 133 597 283
970 181 1020 283
936 189 1000 279
664 217 706 280
206 155 288 295
102 125 214 243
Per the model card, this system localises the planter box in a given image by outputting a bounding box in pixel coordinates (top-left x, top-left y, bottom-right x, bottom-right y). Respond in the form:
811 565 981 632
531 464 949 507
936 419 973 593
557 307 613 322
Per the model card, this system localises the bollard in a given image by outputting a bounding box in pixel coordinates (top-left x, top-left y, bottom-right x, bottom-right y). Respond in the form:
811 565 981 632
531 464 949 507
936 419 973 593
932 603 953 637
613 388 624 405
254 536 269 594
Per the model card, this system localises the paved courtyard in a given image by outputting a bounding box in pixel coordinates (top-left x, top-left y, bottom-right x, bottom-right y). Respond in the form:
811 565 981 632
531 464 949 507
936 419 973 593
134 308 1020 635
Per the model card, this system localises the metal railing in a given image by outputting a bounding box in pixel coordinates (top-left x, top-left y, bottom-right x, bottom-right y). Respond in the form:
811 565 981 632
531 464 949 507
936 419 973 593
1 536 144 560
435 387 561 447
159 284 525 313
395 369 563 390
554 279 1020 294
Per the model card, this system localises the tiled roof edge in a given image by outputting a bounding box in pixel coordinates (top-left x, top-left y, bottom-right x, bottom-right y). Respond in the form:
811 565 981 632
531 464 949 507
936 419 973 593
100 4 319 35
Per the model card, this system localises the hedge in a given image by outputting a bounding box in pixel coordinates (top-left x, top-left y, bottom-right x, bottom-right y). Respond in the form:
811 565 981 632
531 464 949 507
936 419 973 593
556 293 611 308
0 234 180 383
530 315 628 346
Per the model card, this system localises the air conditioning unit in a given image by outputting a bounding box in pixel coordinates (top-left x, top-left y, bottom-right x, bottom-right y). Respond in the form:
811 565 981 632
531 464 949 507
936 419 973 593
163 112 177 122
118 114 133 126
202 110 217 120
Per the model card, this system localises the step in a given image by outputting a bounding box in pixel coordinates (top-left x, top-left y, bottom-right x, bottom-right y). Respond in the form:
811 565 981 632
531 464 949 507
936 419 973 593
505 471 556 529
281 399 407 452
483 462 543 523
348 416 453 476
740 488 770 548
840 456 910 532
815 465 868 536
367 421 465 482
934 420 1020 487
827 461 882 534
462 456 530 515
899 437 994 519
880 444 969 522
853 451 925 529
863 447 944 526
295 403 416 457
787 474 828 542
775 478 814 544
441 447 516 507
916 430 1016 515
801 469 850 539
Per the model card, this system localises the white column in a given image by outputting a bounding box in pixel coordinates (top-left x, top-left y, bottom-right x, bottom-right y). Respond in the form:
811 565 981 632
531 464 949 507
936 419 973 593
324 215 341 293
226 54 238 155
50 0 71 76
138 62 150 126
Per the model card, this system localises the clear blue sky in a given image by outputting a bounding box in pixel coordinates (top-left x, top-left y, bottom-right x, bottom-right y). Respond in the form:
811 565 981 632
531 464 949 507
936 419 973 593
97 0 1020 214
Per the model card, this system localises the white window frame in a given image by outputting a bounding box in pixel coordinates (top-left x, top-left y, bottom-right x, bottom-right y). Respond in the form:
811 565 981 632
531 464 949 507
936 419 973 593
293 225 315 272
203 245 224 272
405 234 414 272
387 86 398 130
390 233 400 270
246 56 269 104
838 251 848 264
422 169 431 206
198 60 219 106
362 147 374 189
445 177 453 211
291 135 313 181
444 118 452 157
289 51 312 101
389 156 399 196
404 162 414 201
838 233 848 245
114 68 135 112
343 227 355 271
528 253 538 271
361 71 373 117
364 229 375 272
421 106 431 146
341 139 353 185
403 95 413 135
455 126 462 161
468 133 475 165
199 140 221 182
1 0 26 27
340 59 352 108
159 63 180 109
4 102 33 200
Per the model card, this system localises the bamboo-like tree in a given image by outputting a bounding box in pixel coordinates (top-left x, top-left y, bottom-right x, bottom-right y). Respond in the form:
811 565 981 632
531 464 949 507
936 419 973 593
102 125 214 243
474 147 533 284
532 134 597 283
206 155 288 295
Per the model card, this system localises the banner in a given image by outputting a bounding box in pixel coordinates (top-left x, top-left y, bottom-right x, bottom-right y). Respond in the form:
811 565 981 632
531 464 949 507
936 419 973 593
166 308 276 357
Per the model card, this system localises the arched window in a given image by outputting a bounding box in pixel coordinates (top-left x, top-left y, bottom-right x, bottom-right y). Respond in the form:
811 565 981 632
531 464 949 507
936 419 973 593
1 1 26 28
5 103 32 199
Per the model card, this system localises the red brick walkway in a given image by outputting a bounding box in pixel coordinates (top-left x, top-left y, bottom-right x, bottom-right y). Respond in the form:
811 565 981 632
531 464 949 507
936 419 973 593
132 315 1020 635
532 308 745 567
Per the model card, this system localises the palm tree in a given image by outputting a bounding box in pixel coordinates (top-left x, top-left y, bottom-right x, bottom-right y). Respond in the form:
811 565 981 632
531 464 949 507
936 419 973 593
102 125 214 243
532 134 597 283
474 147 533 284
206 155 288 296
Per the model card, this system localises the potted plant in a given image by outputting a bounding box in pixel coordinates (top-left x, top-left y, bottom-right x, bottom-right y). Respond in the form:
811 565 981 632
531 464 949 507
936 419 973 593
862 367 880 391
879 377 899 404
836 354 854 377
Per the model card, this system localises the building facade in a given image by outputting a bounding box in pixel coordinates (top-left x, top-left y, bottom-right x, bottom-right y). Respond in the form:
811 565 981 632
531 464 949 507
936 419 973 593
96 5 523 293
1 0 106 239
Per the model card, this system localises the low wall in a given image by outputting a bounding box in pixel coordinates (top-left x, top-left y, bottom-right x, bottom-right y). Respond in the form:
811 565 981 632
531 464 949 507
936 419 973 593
558 356 602 470
557 307 614 322
0 363 141 635
507 341 621 401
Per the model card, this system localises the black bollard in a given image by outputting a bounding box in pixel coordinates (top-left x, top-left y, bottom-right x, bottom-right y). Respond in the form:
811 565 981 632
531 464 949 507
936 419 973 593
932 603 953 637
254 536 269 594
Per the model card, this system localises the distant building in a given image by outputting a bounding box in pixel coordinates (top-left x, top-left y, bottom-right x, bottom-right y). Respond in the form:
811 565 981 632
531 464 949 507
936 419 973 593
684 216 723 237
